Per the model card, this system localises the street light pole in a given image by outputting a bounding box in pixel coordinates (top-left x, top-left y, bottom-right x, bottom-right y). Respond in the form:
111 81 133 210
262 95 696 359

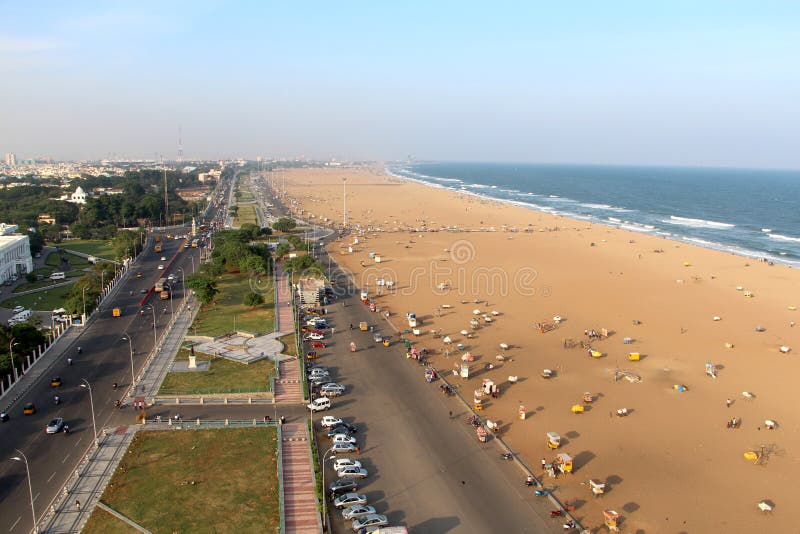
10 449 37 533
122 333 135 389
8 337 19 381
321 446 336 530
79 379 99 446
342 177 347 228
147 306 157 347
81 285 88 324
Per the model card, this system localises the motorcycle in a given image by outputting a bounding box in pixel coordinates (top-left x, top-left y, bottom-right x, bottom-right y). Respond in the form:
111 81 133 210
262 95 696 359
77 347 82 354
67 358 73 366
524 476 535 486
53 396 61 405
501 452 513 460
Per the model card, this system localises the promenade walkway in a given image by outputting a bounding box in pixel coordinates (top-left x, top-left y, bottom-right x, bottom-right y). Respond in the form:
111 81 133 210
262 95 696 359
281 422 322 534
40 425 136 533
275 264 294 335
274 263 304 403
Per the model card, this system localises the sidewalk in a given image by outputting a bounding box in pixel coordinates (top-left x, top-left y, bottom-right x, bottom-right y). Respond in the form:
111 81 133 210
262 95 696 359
275 264 294 335
281 422 322 534
40 426 137 534
127 295 199 404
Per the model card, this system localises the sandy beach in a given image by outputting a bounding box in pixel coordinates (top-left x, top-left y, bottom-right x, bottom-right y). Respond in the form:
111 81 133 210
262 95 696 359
270 166 799 532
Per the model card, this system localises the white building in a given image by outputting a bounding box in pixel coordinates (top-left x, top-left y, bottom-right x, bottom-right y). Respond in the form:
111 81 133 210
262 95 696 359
4 152 16 167
68 186 87 204
0 234 33 283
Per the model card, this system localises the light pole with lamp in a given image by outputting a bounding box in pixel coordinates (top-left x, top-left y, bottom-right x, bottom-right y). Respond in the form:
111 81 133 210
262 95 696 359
10 449 37 533
122 333 136 389
342 177 347 228
321 446 337 530
79 379 99 446
81 285 88 324
8 337 19 381
145 305 157 347
190 255 195 274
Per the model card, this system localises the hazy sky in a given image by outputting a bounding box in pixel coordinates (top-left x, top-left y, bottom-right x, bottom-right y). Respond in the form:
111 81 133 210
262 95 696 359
1 1 798 168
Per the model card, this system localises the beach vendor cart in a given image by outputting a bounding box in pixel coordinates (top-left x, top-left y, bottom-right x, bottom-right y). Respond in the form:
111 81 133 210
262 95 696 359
546 431 561 449
603 510 620 532
460 363 470 379
554 453 573 474
476 426 489 443
583 392 593 404
628 352 640 361
589 479 606 496
541 369 554 379
486 419 499 433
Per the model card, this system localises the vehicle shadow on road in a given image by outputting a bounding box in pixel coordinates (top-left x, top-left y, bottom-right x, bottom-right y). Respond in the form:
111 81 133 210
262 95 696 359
413 516 460 533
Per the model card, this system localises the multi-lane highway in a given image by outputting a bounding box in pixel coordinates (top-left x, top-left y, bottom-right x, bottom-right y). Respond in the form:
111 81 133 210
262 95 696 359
0 175 233 534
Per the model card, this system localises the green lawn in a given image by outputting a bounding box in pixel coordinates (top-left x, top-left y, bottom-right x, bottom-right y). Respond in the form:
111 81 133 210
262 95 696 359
158 348 274 395
234 203 259 226
190 272 274 336
2 283 74 311
83 428 279 534
54 239 117 259
44 250 91 268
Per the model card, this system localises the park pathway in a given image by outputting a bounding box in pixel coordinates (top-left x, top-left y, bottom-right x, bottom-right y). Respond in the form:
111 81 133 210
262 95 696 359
274 262 304 403
281 422 322 534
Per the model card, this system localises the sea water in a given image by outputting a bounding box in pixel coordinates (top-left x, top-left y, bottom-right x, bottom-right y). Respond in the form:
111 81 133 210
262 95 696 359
389 162 800 267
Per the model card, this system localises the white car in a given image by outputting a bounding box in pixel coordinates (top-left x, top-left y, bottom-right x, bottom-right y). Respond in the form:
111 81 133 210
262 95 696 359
337 466 368 479
331 442 357 453
304 332 325 341
321 416 343 428
332 458 361 471
332 434 357 445
160 256 166 261
320 383 346 396
352 514 389 531
158 265 164 270
307 397 331 412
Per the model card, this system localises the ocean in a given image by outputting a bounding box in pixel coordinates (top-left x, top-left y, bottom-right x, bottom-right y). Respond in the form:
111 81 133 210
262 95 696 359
388 162 800 267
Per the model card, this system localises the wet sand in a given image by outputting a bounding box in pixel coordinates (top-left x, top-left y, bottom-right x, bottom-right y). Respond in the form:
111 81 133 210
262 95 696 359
268 166 800 532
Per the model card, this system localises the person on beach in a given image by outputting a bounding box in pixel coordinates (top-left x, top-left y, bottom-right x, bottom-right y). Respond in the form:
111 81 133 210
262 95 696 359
726 398 733 408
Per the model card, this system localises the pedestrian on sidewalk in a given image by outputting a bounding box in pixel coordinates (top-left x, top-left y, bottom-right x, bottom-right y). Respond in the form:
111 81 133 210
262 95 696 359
75 499 81 511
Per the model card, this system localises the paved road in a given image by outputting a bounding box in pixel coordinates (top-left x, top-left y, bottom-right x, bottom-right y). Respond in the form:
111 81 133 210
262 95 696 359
307 252 562 533
0 235 203 534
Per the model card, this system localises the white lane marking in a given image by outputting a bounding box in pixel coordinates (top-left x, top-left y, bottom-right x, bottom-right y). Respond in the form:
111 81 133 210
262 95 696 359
32 492 39 503
9 516 21 531
62 454 70 464
74 436 83 448
47 471 56 483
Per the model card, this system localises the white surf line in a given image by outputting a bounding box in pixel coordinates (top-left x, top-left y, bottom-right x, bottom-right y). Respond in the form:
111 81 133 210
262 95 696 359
62 453 70 464
73 436 83 447
47 471 56 483
8 516 21 531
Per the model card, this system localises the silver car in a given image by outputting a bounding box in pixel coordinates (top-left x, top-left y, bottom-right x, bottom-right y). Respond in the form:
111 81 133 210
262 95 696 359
352 514 389 531
320 383 345 396
342 504 376 520
337 466 368 479
46 417 64 434
333 492 367 509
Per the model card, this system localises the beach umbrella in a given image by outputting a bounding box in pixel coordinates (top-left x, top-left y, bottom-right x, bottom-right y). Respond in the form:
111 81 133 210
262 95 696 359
460 329 469 336
443 336 452 344
499 343 509 350
473 309 481 315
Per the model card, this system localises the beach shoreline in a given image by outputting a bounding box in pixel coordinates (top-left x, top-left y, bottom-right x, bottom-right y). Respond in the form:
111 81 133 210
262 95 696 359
269 165 799 532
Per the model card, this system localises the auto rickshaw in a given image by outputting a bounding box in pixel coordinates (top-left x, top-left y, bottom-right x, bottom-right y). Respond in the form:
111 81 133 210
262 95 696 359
603 510 619 531
50 376 62 387
589 478 606 496
306 351 318 360
628 352 640 361
382 339 390 347
546 431 561 449
23 403 36 415
554 453 573 474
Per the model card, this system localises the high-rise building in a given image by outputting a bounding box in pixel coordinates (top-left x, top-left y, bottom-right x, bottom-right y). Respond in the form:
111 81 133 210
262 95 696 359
4 152 16 167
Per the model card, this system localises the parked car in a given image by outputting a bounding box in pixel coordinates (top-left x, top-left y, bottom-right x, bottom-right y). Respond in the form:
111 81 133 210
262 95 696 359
342 504 376 521
320 383 346 396
331 442 357 453
46 417 64 434
333 493 367 509
320 415 343 428
331 434 357 445
304 332 325 341
373 333 383 343
337 466 368 479
307 397 331 412
352 514 389 531
310 341 327 348
332 422 357 433
329 477 358 495
160 256 167 261
332 458 361 471
158 265 164 270
326 424 357 438
308 370 330 380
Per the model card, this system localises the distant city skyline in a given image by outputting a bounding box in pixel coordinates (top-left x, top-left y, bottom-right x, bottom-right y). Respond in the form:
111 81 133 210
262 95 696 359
1 1 799 169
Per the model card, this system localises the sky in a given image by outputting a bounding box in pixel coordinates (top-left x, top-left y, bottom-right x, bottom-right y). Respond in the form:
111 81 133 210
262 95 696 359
1 1 798 168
